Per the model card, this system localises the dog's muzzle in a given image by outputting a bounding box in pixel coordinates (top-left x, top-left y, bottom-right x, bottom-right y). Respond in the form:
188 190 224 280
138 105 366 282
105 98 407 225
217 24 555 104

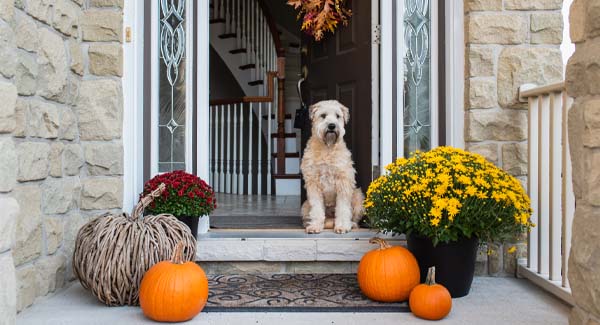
323 124 339 145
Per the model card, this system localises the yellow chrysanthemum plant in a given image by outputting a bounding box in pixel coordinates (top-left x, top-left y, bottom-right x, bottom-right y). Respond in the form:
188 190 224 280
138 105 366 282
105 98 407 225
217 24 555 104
364 147 534 246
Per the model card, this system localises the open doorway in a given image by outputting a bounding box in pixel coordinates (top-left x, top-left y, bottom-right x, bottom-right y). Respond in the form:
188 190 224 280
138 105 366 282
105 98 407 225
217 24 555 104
207 0 305 228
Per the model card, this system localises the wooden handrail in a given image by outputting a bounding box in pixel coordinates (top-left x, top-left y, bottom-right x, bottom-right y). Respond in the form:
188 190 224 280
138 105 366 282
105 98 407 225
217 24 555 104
519 82 565 100
255 0 285 58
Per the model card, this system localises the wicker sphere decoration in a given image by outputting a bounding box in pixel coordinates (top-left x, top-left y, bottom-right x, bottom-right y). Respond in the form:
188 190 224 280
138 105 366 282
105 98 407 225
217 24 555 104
73 184 197 306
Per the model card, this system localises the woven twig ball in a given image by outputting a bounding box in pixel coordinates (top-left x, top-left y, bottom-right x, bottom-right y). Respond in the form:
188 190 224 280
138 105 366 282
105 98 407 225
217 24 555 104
73 184 197 306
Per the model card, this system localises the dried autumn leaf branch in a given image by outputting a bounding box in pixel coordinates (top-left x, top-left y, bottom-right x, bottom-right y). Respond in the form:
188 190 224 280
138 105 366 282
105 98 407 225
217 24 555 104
287 0 352 41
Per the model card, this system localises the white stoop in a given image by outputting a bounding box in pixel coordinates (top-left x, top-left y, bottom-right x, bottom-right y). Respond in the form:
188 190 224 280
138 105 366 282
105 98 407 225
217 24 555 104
196 229 404 262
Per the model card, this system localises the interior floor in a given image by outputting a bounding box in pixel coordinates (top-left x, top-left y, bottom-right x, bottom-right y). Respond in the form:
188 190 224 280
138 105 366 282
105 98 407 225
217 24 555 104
210 193 303 229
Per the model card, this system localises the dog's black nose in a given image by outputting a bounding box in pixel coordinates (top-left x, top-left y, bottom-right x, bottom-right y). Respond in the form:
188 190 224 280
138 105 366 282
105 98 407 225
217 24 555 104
328 123 336 130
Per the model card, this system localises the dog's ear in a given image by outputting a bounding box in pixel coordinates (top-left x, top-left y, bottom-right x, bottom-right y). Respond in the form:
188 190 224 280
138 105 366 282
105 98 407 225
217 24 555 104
339 102 350 123
309 103 320 120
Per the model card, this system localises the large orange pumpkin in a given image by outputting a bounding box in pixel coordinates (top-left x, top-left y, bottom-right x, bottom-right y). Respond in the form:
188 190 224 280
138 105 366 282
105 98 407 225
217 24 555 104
357 238 420 302
139 242 209 322
409 266 452 320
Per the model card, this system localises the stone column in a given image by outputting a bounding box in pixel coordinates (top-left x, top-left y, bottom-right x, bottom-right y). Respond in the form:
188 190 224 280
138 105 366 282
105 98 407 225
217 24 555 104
565 0 600 323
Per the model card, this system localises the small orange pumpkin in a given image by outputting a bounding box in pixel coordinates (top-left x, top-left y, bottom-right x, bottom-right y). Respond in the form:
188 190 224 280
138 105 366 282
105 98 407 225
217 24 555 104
357 238 420 302
139 242 209 322
409 266 452 320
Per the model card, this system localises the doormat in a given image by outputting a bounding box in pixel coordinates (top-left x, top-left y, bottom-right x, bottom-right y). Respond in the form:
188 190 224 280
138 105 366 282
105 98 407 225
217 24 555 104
204 274 410 312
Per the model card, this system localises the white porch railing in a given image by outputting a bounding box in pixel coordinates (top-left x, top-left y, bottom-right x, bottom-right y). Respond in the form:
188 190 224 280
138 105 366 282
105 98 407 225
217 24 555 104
517 82 575 305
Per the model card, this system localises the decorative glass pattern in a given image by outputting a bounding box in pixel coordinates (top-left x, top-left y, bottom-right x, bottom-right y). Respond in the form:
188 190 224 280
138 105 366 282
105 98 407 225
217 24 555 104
403 0 431 157
158 0 187 172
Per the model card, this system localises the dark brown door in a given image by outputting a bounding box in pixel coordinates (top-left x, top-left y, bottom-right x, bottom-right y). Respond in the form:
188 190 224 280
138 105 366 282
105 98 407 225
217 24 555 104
300 0 372 192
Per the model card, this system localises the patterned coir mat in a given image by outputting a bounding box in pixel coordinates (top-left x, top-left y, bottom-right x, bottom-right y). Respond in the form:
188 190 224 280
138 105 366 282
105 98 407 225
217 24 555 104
204 274 410 312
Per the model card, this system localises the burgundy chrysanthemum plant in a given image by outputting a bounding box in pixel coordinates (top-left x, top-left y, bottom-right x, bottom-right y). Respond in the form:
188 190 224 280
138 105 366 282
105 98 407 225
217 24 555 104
141 170 216 218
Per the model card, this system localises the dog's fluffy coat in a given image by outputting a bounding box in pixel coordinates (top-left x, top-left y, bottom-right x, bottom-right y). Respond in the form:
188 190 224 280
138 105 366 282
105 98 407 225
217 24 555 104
301 100 365 234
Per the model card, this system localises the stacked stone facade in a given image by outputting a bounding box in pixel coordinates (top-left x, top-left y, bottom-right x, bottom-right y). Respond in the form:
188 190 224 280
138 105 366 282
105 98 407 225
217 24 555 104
566 0 600 323
0 0 124 315
464 0 564 275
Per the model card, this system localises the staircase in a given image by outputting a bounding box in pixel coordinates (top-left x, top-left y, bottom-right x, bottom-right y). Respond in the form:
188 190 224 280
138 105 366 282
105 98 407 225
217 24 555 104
209 0 302 196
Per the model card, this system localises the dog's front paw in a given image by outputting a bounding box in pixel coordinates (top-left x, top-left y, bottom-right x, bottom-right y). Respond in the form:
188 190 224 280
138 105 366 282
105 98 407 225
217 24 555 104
305 223 324 234
334 224 352 234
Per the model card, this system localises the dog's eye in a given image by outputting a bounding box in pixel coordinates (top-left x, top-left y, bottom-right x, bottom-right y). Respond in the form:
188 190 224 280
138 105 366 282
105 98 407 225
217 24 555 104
320 114 327 119
336 114 340 119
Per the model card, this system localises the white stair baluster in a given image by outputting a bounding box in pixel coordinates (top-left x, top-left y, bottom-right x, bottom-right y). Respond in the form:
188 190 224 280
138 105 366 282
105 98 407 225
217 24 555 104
232 103 238 194
257 102 263 195
209 105 213 186
239 102 245 194
219 105 225 192
226 104 232 193
248 103 254 194
267 101 272 195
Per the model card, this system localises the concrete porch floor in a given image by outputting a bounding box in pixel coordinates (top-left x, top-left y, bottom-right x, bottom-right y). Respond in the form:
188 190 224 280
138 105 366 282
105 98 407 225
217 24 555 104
17 277 570 325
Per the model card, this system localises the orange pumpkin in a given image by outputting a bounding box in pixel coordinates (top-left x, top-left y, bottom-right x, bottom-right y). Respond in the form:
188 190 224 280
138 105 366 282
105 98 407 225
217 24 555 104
357 238 420 302
409 266 452 320
139 242 209 322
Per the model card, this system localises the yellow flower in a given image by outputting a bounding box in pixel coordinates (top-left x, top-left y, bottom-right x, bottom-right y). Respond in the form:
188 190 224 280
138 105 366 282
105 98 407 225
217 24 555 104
508 246 517 254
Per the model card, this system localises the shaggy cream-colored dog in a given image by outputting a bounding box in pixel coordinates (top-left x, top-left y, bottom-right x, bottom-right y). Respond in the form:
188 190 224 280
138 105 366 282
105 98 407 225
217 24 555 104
301 100 365 234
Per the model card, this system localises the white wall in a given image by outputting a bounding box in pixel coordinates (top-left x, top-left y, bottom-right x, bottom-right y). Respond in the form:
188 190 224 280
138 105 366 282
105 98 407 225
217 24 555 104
562 0 575 71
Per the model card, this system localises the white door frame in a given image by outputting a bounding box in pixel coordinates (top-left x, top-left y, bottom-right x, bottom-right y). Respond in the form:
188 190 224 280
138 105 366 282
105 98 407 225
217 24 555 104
123 0 464 211
122 0 145 212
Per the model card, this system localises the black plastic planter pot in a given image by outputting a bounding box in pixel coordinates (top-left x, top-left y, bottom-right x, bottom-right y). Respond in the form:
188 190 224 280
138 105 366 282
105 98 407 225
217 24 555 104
407 234 479 298
175 216 199 239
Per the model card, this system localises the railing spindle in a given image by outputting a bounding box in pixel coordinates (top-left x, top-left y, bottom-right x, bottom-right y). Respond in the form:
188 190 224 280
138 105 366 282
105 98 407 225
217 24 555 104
528 95 540 270
226 104 232 193
538 95 551 276
239 103 245 194
549 92 563 281
219 105 225 192
267 100 272 195
232 103 238 194
257 103 263 195
248 102 254 195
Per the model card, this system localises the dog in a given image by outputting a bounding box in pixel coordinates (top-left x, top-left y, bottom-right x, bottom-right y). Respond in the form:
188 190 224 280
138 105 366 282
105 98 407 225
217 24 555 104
300 100 365 234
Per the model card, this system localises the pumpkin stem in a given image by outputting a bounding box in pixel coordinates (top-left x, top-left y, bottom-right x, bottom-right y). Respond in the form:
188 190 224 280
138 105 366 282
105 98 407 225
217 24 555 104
369 237 392 250
425 266 437 285
170 242 186 264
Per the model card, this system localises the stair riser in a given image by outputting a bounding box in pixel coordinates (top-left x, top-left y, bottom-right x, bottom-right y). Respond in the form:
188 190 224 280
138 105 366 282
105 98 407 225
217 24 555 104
275 157 300 174
275 178 301 196
272 137 298 154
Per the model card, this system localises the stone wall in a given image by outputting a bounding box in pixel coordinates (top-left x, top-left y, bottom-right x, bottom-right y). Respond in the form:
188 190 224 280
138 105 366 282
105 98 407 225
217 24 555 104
565 0 600 323
0 0 124 314
464 0 564 275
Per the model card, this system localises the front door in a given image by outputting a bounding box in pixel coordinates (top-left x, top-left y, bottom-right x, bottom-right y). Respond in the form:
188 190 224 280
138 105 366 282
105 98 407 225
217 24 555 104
300 0 372 192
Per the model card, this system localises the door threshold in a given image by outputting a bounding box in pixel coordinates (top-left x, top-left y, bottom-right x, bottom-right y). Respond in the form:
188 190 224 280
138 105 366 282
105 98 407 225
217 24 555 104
199 228 402 239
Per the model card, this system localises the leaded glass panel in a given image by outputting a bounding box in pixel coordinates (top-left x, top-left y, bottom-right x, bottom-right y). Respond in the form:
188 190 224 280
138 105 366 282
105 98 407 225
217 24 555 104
158 0 187 172
403 0 431 157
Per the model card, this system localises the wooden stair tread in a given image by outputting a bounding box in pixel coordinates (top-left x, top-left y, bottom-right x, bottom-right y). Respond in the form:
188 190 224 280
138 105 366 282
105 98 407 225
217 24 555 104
229 48 247 54
209 18 225 24
262 113 292 120
248 80 264 86
270 132 296 138
272 152 300 158
239 63 255 70
273 174 302 179
218 33 237 39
